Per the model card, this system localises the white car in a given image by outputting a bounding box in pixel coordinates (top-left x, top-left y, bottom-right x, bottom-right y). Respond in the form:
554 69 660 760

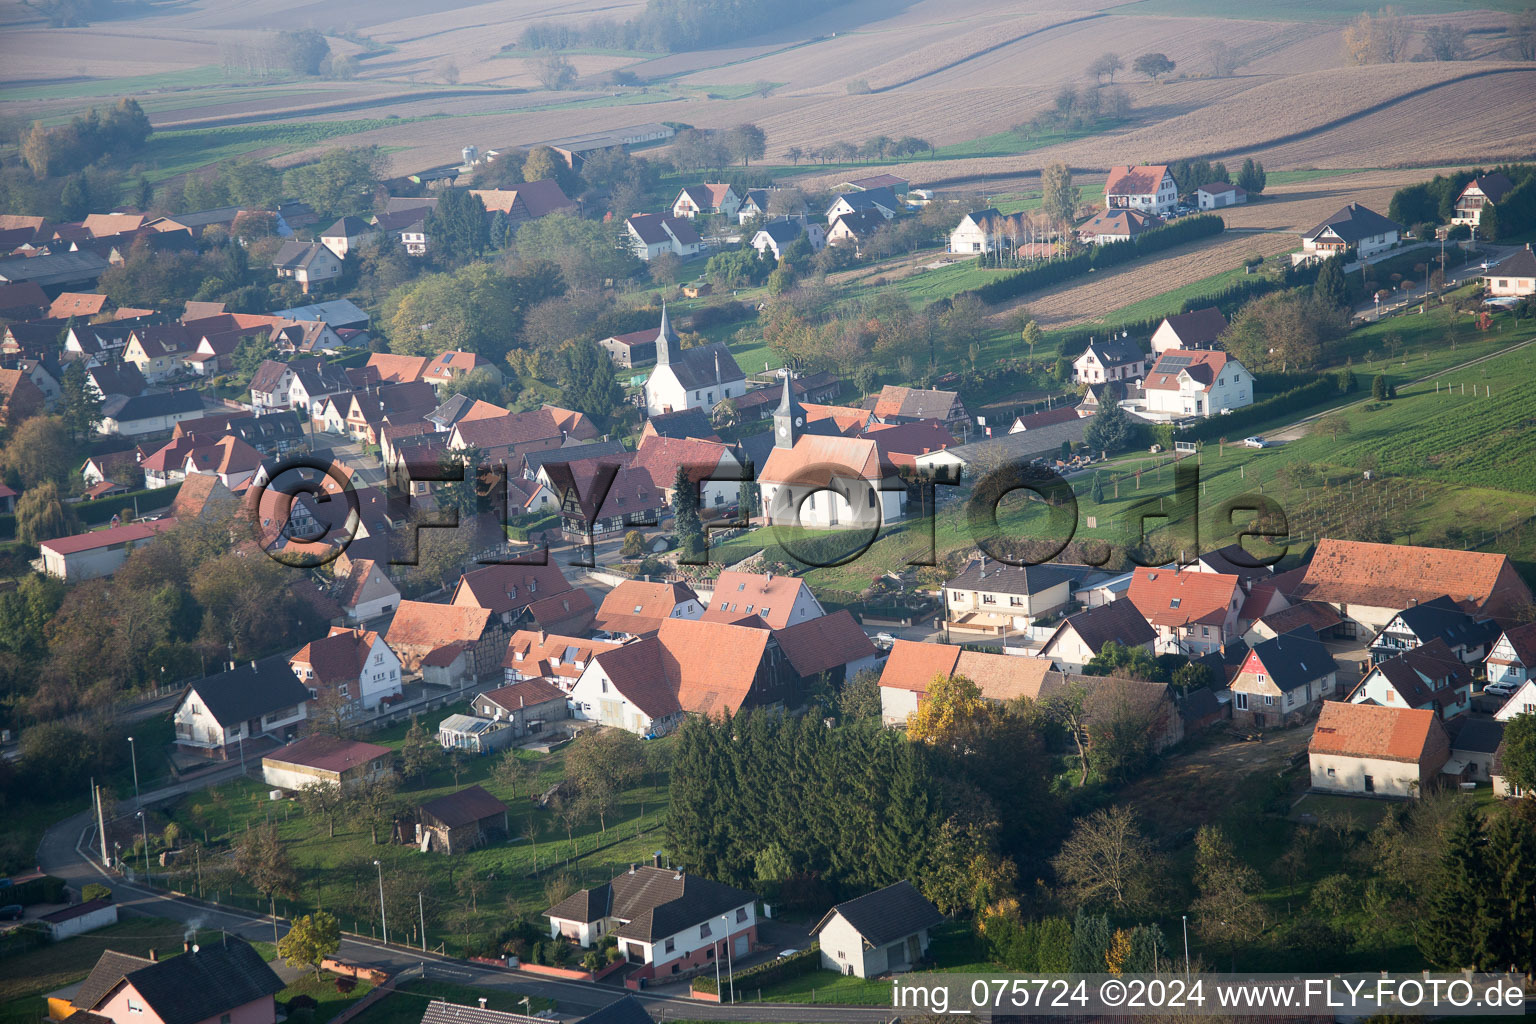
1242 436 1269 449
1483 682 1518 697
874 632 896 646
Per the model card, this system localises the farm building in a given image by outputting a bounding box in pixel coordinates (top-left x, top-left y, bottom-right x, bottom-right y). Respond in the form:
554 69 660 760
261 735 393 792
1308 701 1450 799
40 899 118 941
403 785 509 853
1197 183 1247 209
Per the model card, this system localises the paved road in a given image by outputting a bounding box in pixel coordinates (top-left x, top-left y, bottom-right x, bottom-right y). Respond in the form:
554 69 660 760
37 779 900 1023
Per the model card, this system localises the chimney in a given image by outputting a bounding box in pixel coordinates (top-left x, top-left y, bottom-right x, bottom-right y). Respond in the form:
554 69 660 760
653 851 662 868
250 660 256 670
629 863 637 874
149 949 158 962
478 999 487 1010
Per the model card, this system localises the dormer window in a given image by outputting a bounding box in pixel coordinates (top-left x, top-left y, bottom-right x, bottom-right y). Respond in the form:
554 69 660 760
1170 598 1181 608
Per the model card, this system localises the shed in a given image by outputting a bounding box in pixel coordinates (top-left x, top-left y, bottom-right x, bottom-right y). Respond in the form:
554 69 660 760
41 899 118 940
408 785 509 854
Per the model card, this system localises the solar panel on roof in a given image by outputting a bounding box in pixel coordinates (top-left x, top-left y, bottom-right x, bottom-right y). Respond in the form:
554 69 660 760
1160 355 1193 369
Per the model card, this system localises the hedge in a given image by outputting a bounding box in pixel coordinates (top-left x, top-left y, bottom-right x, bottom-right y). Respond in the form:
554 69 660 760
693 943 820 996
962 215 1225 307
1174 374 1348 443
77 482 180 526
507 512 561 543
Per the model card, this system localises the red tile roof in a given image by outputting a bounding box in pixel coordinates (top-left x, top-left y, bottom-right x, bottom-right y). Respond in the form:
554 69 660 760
877 639 1055 701
265 734 392 773
1104 164 1171 198
1294 538 1530 614
1309 701 1443 762
1128 568 1240 628
386 601 494 649
41 518 176 555
291 628 379 684
1144 349 1232 392
365 353 430 383
772 610 877 677
595 580 700 635
500 629 618 683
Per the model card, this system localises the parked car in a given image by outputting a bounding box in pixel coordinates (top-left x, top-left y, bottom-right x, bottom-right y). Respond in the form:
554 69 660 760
1243 436 1269 449
874 632 896 646
0 905 22 921
1483 681 1519 697
777 949 801 959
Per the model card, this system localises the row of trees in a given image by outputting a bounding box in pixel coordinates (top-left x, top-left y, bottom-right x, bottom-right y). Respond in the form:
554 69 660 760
783 135 936 165
19 97 151 178
514 0 859 53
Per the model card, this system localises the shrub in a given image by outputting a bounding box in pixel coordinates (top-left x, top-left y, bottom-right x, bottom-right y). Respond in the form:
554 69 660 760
81 883 112 903
286 996 319 1014
334 977 357 994
1176 376 1342 443
694 943 819 996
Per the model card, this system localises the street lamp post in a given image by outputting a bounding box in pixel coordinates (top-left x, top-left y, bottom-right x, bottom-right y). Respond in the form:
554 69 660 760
127 736 140 811
712 928 722 997
1182 915 1190 977
721 914 734 1004
136 811 150 879
374 860 388 946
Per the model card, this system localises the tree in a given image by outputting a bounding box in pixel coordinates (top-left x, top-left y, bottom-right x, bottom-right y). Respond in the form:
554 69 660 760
1052 806 1159 911
1372 374 1388 401
1236 157 1266 195
1314 253 1349 309
60 175 90 221
1421 24 1468 60
1206 39 1242 76
1083 397 1135 455
1484 803 1536 972
350 774 399 845
59 360 102 441
16 482 77 546
671 464 703 560
725 124 767 166
1088 52 1124 83
565 728 644 834
277 29 330 75
1021 319 1043 362
838 669 883 722
298 782 350 838
424 189 490 262
1221 288 1347 373
1417 802 1496 968
907 673 987 748
278 911 341 980
400 716 444 782
284 147 386 219
1502 712 1536 794
560 340 624 427
1343 6 1409 64
535 51 577 90
1133 53 1176 80
1041 163 1080 227
232 823 297 904
738 477 759 520
1090 472 1105 504
1171 660 1214 692
1192 825 1267 965
1315 412 1352 442
387 263 529 361
492 749 530 798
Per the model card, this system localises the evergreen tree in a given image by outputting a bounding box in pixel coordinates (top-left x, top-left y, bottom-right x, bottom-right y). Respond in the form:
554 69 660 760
60 360 102 442
1372 374 1388 401
424 189 490 263
1502 712 1536 793
136 175 155 213
1090 471 1105 504
1069 910 1113 972
1237 157 1267 195
560 340 623 427
1418 802 1496 968
738 478 759 519
59 175 90 221
1084 398 1134 455
671 464 702 558
1315 254 1350 309
1485 806 1536 974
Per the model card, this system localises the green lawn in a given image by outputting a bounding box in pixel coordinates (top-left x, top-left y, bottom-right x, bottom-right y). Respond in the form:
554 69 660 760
749 923 988 1005
162 727 675 955
138 118 438 182
346 979 554 1024
278 973 377 1024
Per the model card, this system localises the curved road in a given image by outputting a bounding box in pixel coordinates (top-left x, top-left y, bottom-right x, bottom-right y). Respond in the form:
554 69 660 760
37 779 898 1023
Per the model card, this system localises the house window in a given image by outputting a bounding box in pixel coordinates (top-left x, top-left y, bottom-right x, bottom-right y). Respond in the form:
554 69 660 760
127 1000 144 1015
700 923 712 939
1234 692 1248 710
601 680 609 693
736 907 747 923
837 950 847 960
1326 767 1335 777
1263 695 1274 706
1285 692 1294 707
665 938 675 953
1364 775 1374 792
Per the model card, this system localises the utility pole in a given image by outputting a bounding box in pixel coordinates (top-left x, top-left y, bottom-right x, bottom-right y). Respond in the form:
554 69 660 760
374 860 389 946
93 780 109 868
419 892 427 952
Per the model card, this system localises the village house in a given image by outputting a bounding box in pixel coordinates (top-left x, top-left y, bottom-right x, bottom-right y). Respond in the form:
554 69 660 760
319 216 376 258
1150 307 1228 354
948 208 1007 254
642 306 746 416
593 579 704 636
422 349 504 392
629 434 746 513
403 785 508 854
878 640 1056 726
449 403 600 467
546 458 668 548
599 327 658 368
1367 594 1500 665
700 570 825 630
451 562 596 635
811 880 943 978
671 183 742 220
1299 203 1401 262
289 626 403 715
1308 701 1450 799
941 558 1079 637
1347 638 1474 720
825 209 889 253
1128 567 1244 655
271 241 342 293
1072 334 1147 384
98 391 206 436
1451 172 1514 227
122 325 194 382
826 187 900 223
626 214 703 261
469 179 577 227
172 657 310 759
58 939 283 1024
1486 622 1536 688
1078 208 1163 245
1039 599 1157 672
385 601 509 680
261 734 393 792
1484 245 1536 298
334 556 400 623
39 519 177 581
0 367 44 426
868 384 970 434
1229 626 1339 728
1445 717 1504 786
545 860 758 982
773 610 882 690
1196 182 1247 209
751 218 827 260
1289 538 1534 633
475 674 571 733
1141 349 1253 419
1104 164 1179 215
1494 680 1536 722
178 435 264 491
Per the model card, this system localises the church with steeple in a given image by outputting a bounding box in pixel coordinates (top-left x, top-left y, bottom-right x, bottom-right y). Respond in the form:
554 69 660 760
641 304 748 418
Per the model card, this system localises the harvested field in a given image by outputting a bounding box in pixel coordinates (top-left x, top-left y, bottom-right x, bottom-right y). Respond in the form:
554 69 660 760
1220 167 1468 232
986 229 1296 328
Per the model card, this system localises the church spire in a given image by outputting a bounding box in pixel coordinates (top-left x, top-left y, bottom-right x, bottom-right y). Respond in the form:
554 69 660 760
655 302 673 366
773 368 803 449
